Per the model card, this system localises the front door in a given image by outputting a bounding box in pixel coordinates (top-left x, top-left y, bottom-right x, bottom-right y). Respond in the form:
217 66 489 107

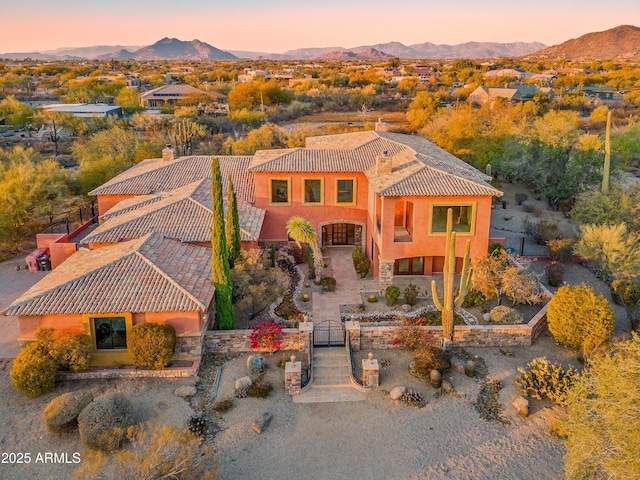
323 223 355 246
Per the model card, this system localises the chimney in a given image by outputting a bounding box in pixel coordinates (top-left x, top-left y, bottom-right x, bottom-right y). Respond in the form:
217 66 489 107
375 118 388 132
377 150 392 177
162 144 176 162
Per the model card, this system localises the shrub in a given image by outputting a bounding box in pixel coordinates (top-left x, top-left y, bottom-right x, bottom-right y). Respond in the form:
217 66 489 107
515 192 528 205
489 305 524 324
547 284 615 356
462 289 487 309
43 391 93 434
400 390 426 408
50 331 94 372
78 393 137 451
562 334 640 480
10 343 57 397
300 293 310 302
128 323 176 370
250 321 283 353
488 242 506 256
384 285 401 306
248 380 273 398
610 279 640 307
412 345 452 376
367 294 378 303
546 262 565 287
212 397 234 413
403 283 420 306
523 216 559 245
394 326 429 350
188 415 207 437
351 245 370 278
75 422 217 480
515 357 578 405
320 276 336 291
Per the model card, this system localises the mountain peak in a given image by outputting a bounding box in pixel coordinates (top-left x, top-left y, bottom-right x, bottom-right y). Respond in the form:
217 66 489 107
97 38 237 61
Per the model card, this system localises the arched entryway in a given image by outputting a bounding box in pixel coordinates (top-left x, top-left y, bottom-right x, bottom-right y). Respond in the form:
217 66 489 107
320 221 365 247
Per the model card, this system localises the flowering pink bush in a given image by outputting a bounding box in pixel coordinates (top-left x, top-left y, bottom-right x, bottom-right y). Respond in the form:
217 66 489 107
250 321 283 353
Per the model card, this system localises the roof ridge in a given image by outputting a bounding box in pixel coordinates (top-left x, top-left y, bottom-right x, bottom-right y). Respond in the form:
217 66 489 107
134 249 207 311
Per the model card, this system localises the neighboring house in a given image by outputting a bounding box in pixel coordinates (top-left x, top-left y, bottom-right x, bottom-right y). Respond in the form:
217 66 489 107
567 86 617 101
482 68 534 81
5 233 214 366
469 85 543 105
41 103 122 118
140 84 227 111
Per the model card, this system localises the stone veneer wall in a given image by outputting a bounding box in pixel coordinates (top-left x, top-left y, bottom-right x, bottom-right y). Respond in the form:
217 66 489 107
204 328 300 353
175 334 202 359
357 312 548 349
378 260 394 294
57 359 199 380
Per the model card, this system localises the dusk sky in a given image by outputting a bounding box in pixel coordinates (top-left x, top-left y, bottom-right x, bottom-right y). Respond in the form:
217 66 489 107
1 0 638 53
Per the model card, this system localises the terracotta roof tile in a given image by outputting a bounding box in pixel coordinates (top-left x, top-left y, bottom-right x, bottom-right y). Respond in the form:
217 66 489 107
87 180 265 244
6 233 215 316
89 156 255 203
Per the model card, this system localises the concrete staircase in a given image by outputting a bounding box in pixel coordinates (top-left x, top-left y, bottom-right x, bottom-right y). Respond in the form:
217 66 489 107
292 347 366 403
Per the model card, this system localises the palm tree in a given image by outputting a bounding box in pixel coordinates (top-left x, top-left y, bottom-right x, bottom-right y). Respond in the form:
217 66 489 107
286 216 323 283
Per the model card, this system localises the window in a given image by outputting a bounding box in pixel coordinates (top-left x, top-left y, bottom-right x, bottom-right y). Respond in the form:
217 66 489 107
394 256 424 275
303 178 323 204
431 204 474 233
93 316 127 349
270 178 290 205
336 178 356 204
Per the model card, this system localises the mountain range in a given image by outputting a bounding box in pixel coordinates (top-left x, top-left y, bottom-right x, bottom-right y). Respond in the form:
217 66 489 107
1 25 637 61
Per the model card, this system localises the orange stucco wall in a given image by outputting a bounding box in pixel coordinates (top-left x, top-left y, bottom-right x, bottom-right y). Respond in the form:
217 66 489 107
19 313 85 340
254 172 369 241
97 194 138 217
132 311 202 336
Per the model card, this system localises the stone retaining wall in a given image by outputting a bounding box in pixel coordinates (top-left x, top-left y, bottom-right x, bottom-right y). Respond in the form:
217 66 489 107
204 328 300 353
175 334 202 359
56 359 199 380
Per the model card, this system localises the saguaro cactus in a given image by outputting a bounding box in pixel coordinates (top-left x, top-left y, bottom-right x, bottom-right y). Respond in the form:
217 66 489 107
431 208 473 345
601 110 611 194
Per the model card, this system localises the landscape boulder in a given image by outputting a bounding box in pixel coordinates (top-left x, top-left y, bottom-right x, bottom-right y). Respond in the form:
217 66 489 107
389 386 406 400
430 369 442 388
235 376 253 398
174 386 197 398
247 355 266 374
512 396 529 418
251 412 272 434
452 361 465 374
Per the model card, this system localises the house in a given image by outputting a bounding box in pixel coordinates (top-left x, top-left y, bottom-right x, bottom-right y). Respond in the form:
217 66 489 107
482 68 534 81
469 85 543 105
247 127 502 291
41 103 122 118
140 84 227 110
6 127 502 364
5 233 214 366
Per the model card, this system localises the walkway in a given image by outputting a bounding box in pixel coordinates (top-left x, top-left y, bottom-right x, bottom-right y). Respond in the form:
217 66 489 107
311 246 377 324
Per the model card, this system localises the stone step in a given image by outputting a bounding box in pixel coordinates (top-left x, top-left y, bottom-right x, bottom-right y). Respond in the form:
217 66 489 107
313 347 347 358
313 355 348 367
314 364 350 377
312 374 352 386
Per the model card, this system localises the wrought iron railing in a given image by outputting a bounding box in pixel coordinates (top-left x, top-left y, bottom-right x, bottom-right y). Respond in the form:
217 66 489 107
346 334 363 386
301 361 312 388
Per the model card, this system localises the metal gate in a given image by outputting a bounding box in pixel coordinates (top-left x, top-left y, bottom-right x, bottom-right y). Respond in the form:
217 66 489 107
313 320 345 347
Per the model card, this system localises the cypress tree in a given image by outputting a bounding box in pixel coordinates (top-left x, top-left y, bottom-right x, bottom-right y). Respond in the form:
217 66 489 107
210 158 234 329
226 175 241 267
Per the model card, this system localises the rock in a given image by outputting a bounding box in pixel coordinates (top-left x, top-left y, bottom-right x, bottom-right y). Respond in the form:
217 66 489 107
440 381 452 394
174 386 197 398
452 361 465 374
401 304 411 312
430 369 442 388
482 312 491 322
247 355 266 374
512 396 529 418
251 412 272 434
389 386 406 400
465 360 476 377
235 376 253 398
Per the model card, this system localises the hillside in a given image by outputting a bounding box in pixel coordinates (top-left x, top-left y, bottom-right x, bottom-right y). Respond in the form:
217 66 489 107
97 38 238 61
317 48 392 61
533 25 640 59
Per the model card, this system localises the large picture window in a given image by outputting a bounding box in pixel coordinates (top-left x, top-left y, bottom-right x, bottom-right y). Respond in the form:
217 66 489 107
336 178 355 204
431 204 474 233
93 316 127 349
303 178 323 204
270 178 290 205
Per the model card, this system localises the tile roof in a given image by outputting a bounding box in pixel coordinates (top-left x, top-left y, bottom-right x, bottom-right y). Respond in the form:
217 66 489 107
141 84 225 99
5 233 215 316
85 180 265 244
89 156 255 203
250 131 501 197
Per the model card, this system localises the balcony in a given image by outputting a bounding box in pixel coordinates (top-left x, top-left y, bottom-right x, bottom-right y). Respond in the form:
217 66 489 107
394 226 412 243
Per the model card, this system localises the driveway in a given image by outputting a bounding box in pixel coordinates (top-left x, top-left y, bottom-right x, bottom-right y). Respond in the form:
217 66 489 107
0 256 47 359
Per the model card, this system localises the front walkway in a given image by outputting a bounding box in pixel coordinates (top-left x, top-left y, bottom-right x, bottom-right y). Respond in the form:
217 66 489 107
311 246 378 324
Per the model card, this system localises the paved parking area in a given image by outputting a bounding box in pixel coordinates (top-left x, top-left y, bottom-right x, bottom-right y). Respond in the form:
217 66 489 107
0 256 47 359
